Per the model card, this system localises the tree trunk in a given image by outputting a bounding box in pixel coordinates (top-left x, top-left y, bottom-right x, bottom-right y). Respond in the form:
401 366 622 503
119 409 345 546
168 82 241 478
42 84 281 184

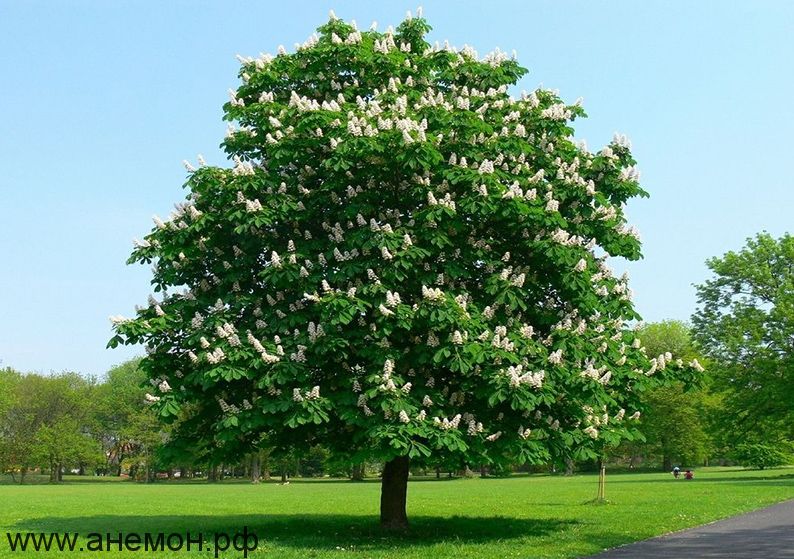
251 455 261 484
596 459 606 501
380 456 409 530
350 463 364 481
20 467 26 484
565 458 575 476
458 465 474 477
479 465 488 478
435 466 440 479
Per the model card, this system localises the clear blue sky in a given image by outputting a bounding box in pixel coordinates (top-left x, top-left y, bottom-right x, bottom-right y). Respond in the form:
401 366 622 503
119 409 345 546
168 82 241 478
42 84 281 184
1 1 792 377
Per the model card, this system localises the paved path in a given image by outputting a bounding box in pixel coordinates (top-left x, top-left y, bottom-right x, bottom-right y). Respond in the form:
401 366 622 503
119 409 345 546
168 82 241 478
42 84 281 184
584 499 794 558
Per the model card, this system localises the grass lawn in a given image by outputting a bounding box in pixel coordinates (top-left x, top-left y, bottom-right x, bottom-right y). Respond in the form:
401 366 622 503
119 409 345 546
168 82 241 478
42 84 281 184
1 467 793 558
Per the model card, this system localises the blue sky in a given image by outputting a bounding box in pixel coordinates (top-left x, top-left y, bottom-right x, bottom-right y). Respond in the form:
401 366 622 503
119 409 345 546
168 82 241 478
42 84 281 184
1 1 792 377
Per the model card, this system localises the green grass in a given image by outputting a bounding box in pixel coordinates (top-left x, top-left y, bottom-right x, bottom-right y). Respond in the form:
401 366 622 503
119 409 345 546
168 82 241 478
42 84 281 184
1 467 792 558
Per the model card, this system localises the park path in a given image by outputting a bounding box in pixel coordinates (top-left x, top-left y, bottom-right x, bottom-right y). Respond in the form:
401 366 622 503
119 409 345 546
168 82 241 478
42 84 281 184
584 498 794 558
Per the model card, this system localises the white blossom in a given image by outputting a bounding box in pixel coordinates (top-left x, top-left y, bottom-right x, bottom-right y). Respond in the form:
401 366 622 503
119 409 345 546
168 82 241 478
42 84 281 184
689 358 705 372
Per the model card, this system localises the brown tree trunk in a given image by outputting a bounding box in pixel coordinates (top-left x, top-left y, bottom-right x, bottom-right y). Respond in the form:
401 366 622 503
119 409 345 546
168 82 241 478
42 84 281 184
596 458 606 501
380 456 409 530
350 463 364 481
251 455 261 484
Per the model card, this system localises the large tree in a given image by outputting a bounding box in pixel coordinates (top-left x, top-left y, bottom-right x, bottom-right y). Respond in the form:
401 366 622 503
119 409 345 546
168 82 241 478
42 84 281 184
111 11 697 529
693 232 794 448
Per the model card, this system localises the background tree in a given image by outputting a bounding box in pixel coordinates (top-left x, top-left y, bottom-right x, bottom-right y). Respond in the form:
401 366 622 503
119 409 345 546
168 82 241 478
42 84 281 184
634 321 710 470
732 442 792 470
96 359 166 477
111 11 698 529
693 233 794 451
33 419 103 482
0 372 98 482
0 368 26 481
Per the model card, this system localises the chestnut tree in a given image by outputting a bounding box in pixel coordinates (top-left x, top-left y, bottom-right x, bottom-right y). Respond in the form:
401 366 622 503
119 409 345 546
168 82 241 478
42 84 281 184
111 10 699 529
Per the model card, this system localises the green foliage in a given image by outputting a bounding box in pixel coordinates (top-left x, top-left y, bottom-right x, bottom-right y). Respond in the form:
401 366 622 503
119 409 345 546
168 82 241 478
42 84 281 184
637 321 697 361
693 233 794 448
95 359 165 476
112 12 698 473
733 443 792 470
0 371 100 481
639 385 709 468
632 321 711 468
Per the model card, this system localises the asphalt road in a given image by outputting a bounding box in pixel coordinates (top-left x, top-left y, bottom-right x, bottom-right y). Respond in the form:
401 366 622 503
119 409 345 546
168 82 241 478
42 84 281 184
584 499 794 558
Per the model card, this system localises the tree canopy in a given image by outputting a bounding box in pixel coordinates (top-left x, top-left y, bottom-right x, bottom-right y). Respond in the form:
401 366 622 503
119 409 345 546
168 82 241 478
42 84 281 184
693 232 794 446
111 11 699 527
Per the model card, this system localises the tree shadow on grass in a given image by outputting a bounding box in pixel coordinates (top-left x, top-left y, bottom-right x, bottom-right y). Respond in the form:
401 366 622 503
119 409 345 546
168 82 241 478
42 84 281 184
14 514 577 549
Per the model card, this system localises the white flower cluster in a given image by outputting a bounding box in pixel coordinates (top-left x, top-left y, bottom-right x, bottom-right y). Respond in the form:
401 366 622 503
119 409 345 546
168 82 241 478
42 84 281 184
206 347 226 364
504 364 545 389
547 349 563 364
231 155 255 176
468 420 484 435
421 285 444 302
379 359 398 392
427 191 456 210
292 385 320 403
689 358 704 372
540 103 572 121
433 414 462 430
247 331 281 364
580 361 611 385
